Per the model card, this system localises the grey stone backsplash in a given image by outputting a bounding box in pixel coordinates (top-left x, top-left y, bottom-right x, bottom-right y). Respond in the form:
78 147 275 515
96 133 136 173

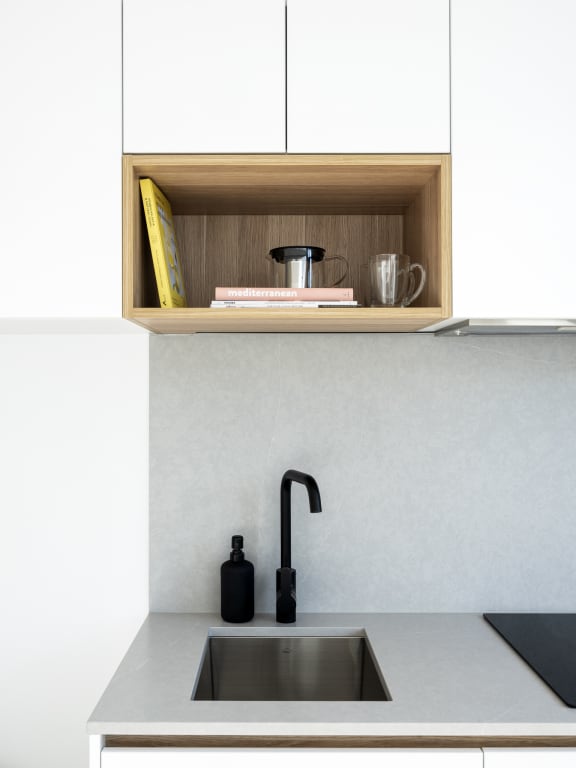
150 334 576 613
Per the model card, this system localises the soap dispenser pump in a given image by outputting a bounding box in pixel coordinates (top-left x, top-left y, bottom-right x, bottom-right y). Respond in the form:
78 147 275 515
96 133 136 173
220 535 254 623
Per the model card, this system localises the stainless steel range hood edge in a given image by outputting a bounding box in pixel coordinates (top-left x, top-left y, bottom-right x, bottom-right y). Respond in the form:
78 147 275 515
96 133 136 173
427 318 576 336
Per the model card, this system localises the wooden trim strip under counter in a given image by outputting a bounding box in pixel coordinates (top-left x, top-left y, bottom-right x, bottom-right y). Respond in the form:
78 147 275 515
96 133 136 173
105 735 576 749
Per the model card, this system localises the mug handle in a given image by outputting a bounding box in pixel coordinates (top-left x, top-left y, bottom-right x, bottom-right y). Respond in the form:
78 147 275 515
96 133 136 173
402 263 426 307
324 255 349 287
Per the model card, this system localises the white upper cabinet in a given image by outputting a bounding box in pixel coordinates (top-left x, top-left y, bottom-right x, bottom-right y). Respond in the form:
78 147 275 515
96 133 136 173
123 0 286 153
287 0 451 153
0 0 122 318
451 0 576 319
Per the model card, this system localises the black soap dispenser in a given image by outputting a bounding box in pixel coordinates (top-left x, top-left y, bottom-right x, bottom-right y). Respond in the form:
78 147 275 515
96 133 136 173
220 535 254 623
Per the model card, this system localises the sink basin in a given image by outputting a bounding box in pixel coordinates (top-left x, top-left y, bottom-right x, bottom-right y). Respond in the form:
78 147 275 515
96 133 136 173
192 633 391 701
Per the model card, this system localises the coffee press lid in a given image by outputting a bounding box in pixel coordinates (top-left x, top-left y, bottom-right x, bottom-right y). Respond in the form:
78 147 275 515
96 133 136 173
269 245 325 263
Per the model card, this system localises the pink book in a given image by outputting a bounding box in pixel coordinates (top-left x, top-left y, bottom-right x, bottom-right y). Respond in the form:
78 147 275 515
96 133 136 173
215 287 354 301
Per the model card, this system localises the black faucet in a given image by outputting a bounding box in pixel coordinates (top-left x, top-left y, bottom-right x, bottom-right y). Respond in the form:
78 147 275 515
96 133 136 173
276 469 322 624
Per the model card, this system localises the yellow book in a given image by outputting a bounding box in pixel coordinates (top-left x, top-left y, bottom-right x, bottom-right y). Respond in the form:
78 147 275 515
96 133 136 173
140 178 187 308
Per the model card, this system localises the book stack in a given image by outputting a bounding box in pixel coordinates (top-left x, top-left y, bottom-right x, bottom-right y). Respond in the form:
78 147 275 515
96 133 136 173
211 287 358 308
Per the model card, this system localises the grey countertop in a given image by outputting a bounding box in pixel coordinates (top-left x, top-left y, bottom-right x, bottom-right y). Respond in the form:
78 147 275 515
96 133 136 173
87 613 576 737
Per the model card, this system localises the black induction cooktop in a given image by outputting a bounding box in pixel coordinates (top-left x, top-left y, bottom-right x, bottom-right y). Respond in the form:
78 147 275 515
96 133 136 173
484 613 576 707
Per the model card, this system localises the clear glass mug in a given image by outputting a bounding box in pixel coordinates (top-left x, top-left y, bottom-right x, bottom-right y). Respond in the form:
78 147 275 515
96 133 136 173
268 246 349 289
367 253 426 307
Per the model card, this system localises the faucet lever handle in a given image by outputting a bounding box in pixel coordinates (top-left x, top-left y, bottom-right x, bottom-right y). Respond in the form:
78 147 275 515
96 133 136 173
276 566 296 624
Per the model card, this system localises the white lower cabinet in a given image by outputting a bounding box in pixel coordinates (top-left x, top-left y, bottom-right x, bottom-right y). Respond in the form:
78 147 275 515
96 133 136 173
483 748 576 767
100 747 482 768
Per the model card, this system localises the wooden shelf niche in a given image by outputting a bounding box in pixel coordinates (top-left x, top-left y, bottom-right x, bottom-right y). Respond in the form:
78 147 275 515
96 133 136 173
123 154 451 333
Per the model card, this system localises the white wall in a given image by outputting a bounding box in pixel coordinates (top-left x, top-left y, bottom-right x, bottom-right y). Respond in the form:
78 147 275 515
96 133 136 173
0 332 149 768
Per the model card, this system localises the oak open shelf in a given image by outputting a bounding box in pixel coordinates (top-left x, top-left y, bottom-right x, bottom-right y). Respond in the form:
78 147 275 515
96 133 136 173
123 155 451 333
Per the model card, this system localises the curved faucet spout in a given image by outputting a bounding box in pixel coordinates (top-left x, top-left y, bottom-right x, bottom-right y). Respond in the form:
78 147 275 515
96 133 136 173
280 469 322 567
276 469 322 624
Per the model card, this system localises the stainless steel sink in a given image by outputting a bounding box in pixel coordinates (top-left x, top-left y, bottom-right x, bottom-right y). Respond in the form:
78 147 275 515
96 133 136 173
192 634 391 701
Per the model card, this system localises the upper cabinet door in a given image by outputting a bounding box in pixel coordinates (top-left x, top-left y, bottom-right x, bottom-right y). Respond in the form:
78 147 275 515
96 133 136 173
123 0 286 153
1 0 122 318
451 0 576 319
287 0 450 153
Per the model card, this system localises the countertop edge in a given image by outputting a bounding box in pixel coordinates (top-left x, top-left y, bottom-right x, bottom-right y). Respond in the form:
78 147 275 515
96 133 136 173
88 723 576 738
